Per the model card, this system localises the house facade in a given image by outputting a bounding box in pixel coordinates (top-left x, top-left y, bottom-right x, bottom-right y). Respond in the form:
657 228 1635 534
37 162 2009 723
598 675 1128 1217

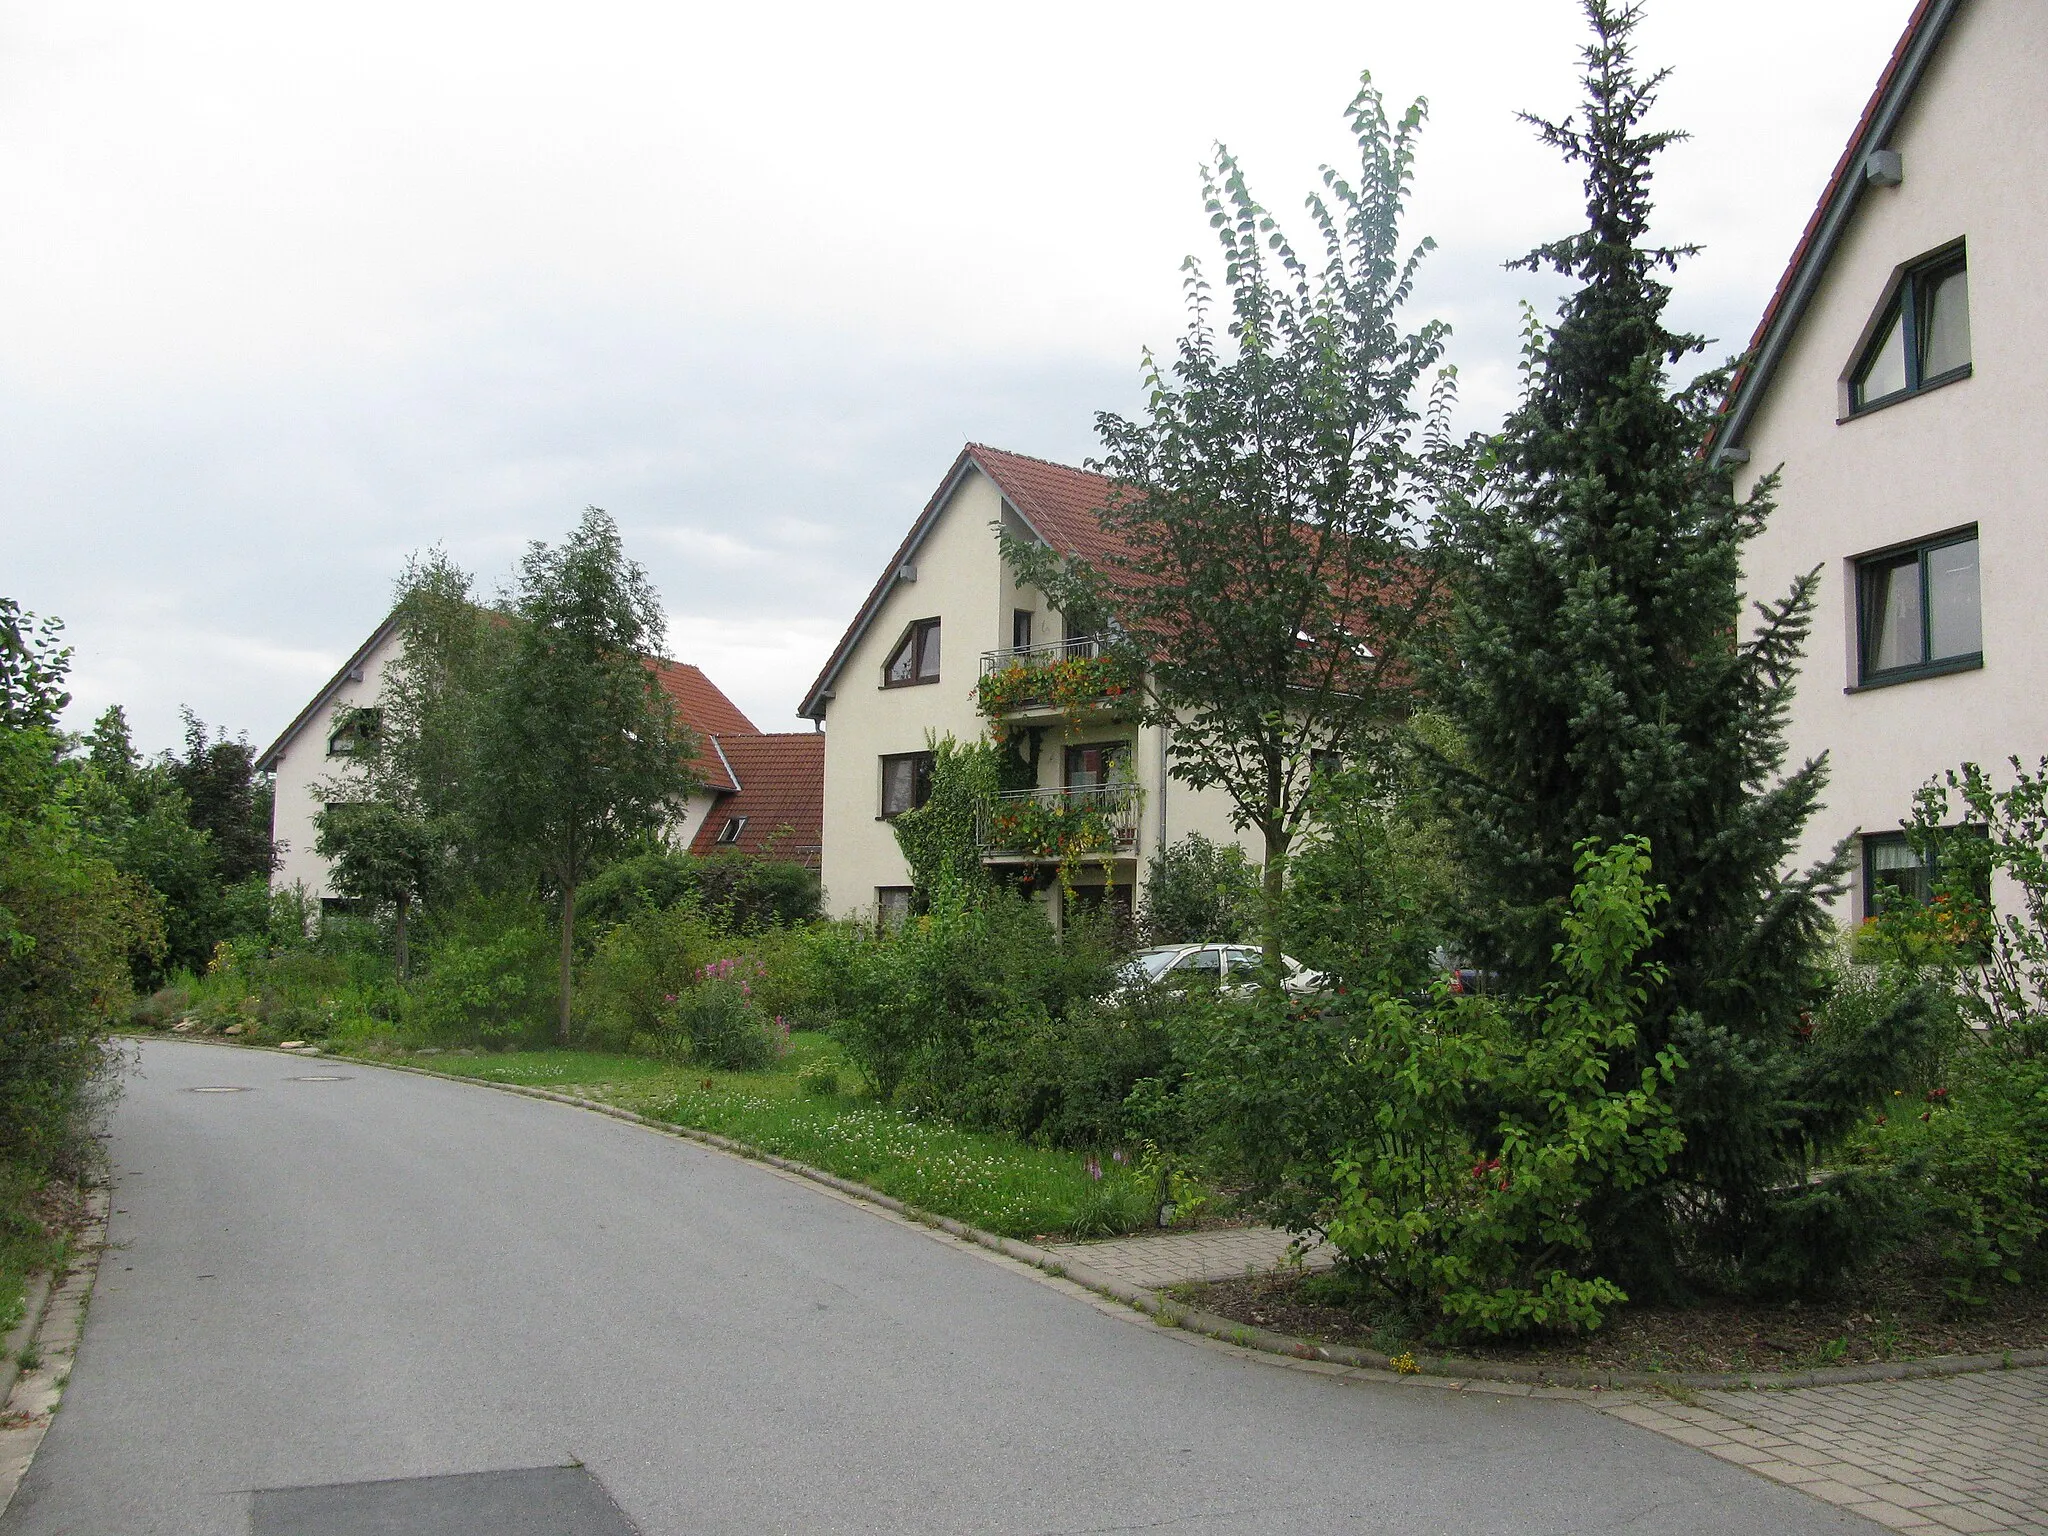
798 443 1255 926
259 619 819 902
1717 0 2046 922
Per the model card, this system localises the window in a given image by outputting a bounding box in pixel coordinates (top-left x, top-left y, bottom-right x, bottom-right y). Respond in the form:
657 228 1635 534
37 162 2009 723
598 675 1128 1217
879 751 934 817
1064 741 1128 789
876 887 913 931
1861 832 1930 917
1856 529 1982 685
714 816 747 845
884 619 941 686
1012 609 1034 651
326 706 381 757
1850 247 1970 412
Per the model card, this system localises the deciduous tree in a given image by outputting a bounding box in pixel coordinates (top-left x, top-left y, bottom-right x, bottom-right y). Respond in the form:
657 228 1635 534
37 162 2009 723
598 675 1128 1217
474 510 698 1042
1009 79 1466 968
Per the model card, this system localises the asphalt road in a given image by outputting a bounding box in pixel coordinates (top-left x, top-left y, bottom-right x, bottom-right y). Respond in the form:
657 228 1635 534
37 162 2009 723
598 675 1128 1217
0 1040 1880 1535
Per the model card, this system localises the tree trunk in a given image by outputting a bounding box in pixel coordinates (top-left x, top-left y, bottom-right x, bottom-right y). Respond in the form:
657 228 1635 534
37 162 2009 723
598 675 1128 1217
1260 825 1289 979
394 893 410 980
557 881 576 1045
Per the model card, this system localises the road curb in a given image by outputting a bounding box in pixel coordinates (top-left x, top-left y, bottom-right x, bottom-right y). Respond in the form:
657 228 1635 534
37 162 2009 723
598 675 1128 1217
155 1036 2048 1397
0 1185 111 1517
0 1271 55 1410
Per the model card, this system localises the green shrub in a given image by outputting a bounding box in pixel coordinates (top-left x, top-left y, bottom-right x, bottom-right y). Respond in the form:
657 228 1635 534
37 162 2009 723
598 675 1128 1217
949 997 1178 1149
403 897 555 1045
577 848 821 936
1138 834 1259 945
578 900 721 1052
796 1059 839 1097
1847 1038 2048 1298
1321 839 1684 1341
1283 743 1463 993
671 974 774 1070
814 883 1125 1110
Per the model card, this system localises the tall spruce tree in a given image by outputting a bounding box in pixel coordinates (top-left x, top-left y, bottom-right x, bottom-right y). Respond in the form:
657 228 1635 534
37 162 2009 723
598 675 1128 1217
1435 0 1929 1291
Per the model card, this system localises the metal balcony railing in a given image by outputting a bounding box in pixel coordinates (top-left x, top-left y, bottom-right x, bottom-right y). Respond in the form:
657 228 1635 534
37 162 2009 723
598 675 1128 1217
976 783 1142 861
978 635 1106 677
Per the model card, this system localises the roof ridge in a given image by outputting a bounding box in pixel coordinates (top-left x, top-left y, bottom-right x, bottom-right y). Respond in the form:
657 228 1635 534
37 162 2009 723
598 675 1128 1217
965 442 1109 479
1714 0 1959 455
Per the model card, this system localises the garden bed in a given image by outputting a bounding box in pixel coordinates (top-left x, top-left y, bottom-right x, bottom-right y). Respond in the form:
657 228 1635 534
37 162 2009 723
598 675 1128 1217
348 1038 1163 1241
1171 1258 2048 1375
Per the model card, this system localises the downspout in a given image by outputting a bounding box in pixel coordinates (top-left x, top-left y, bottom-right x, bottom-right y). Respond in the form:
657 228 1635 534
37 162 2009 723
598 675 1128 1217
1155 719 1169 850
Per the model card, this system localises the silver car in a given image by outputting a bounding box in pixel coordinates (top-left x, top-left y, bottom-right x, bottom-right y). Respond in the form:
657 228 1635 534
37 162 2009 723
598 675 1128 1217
1124 943 1327 997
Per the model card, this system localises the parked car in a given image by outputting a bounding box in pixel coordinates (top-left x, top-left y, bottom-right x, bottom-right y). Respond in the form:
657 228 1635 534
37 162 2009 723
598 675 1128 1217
1120 943 1327 998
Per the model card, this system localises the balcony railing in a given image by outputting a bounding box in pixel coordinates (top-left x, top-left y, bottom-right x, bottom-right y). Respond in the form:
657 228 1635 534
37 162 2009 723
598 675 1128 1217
979 636 1106 677
976 784 1142 862
975 637 1138 722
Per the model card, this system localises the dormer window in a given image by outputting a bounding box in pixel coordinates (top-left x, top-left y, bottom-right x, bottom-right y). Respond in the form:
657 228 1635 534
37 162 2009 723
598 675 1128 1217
714 815 747 845
884 618 941 687
1849 246 1970 413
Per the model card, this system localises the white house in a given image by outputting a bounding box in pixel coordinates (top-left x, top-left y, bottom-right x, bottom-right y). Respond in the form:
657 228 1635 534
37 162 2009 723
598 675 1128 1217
797 443 1258 927
1717 0 2046 923
259 616 814 904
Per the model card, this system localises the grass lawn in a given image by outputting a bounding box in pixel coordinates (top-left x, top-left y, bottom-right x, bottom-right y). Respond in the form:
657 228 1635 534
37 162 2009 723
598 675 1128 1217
367 1033 1155 1240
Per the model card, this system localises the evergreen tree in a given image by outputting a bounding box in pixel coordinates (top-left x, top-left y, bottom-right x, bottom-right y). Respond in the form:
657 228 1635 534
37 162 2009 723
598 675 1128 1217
1434 0 1929 1290
166 710 274 886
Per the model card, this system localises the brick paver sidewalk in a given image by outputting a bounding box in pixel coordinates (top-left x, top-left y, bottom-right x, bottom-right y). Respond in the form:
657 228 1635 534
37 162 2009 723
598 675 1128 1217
1048 1227 2046 1533
1604 1368 2048 1533
1044 1225 1333 1288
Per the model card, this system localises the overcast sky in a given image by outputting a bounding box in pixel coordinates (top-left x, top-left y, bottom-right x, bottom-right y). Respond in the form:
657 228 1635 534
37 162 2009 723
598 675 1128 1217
1 0 1916 752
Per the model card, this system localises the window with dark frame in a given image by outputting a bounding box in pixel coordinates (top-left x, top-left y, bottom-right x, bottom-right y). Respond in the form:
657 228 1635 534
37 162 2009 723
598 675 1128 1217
879 751 934 817
326 706 381 757
884 619 941 686
1063 741 1128 789
1856 528 1982 686
875 887 913 931
1849 247 1971 413
714 815 747 845
1861 831 1931 918
1012 609 1034 651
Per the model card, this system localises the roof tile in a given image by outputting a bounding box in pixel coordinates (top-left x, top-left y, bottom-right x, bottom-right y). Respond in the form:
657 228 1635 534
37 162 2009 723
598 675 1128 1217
688 733 825 866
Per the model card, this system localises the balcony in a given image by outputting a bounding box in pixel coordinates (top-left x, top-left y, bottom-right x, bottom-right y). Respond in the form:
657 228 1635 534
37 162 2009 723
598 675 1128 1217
976 784 1142 863
975 638 1139 724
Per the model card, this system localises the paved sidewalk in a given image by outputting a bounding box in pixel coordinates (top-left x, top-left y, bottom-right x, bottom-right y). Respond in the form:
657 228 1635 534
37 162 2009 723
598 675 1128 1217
1045 1225 1333 1288
1605 1368 2048 1534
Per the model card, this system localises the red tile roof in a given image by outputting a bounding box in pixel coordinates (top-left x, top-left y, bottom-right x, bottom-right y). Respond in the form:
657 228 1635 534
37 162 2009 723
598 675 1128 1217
1713 0 1959 456
797 444 1125 719
963 443 1129 566
646 658 758 793
688 733 825 866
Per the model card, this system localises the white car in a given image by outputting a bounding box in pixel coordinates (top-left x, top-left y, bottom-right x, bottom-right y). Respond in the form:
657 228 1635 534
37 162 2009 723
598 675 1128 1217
1123 943 1327 997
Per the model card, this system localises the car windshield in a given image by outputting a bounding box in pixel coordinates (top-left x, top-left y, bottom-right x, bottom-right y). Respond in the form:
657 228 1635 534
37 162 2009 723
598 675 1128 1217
1134 949 1189 981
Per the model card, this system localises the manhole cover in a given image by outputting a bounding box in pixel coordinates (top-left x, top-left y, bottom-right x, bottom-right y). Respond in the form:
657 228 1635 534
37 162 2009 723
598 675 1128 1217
250 1466 641 1535
187 1085 251 1094
285 1074 353 1082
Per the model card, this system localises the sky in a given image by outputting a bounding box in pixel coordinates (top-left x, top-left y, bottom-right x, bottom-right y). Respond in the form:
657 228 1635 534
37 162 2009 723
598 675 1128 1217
0 0 1919 753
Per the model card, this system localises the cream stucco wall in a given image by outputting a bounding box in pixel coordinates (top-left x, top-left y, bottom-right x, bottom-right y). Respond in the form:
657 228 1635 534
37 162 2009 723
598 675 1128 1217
267 628 401 902
1736 0 2048 920
815 466 1261 922
818 469 1007 916
270 631 725 905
